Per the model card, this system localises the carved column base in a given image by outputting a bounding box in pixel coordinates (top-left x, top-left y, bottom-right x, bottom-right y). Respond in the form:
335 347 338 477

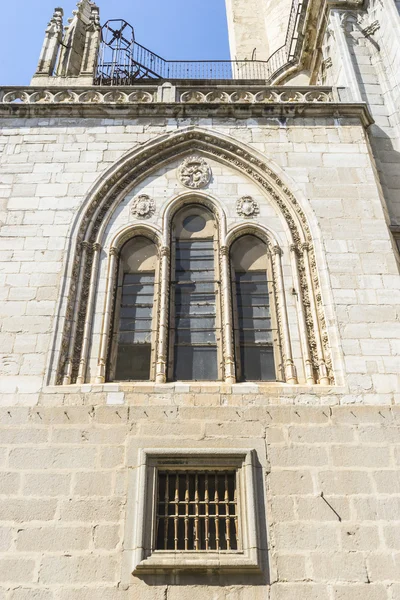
155 359 167 384
285 360 298 385
224 358 236 384
95 361 106 384
305 360 316 385
62 360 72 386
76 359 87 385
318 361 331 385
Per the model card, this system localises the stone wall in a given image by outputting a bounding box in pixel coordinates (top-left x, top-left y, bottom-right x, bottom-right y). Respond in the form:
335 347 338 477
224 0 271 61
0 401 399 599
320 2 400 226
0 114 399 403
0 111 399 597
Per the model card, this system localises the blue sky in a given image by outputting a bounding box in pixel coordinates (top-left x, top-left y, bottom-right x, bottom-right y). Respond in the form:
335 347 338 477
0 0 231 85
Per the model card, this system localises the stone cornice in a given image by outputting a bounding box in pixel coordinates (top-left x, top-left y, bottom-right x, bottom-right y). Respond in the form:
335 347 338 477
0 86 373 126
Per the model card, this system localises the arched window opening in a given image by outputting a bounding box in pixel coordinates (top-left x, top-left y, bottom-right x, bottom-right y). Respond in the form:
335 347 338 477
109 236 159 382
169 205 222 381
230 235 277 382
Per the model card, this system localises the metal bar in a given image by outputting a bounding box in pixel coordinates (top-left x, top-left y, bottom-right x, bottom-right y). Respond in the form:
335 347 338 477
185 473 189 550
174 473 179 550
234 475 239 549
225 473 231 551
215 473 220 551
164 473 169 550
205 473 209 551
194 473 199 551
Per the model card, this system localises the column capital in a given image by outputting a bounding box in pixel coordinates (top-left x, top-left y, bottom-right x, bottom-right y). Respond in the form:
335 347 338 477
160 246 170 258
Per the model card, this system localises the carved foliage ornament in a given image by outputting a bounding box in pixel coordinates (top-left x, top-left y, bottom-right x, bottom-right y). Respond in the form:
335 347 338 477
236 196 260 218
178 156 211 189
131 194 155 219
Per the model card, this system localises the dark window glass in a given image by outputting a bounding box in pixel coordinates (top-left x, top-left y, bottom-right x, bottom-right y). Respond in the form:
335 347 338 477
234 271 276 381
114 272 154 381
183 215 207 233
172 240 218 380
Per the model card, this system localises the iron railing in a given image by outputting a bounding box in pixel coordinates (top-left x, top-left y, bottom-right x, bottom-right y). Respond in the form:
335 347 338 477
266 0 304 80
95 0 305 86
96 56 275 85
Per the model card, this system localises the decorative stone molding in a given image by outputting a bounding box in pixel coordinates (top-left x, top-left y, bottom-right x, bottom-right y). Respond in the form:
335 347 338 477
177 156 212 189
55 127 334 386
236 196 260 218
180 88 334 104
131 194 156 219
361 19 380 36
0 86 335 106
0 88 155 105
0 86 372 126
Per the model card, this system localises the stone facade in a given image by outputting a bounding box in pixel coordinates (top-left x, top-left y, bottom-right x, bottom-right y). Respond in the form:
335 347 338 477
0 0 399 597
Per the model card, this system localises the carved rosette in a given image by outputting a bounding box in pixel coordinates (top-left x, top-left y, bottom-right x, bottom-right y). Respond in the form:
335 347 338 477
131 195 156 219
236 196 260 218
178 156 211 189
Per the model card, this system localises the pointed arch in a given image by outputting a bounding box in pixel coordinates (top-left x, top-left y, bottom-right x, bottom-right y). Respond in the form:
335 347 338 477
50 126 333 386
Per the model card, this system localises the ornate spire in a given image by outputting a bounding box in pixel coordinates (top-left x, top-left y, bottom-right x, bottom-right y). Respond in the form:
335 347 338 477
34 7 64 76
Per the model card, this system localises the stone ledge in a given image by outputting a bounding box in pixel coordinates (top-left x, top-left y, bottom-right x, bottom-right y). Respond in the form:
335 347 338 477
0 101 373 126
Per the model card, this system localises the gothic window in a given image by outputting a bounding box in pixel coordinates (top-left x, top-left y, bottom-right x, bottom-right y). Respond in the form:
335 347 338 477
230 235 277 381
169 206 222 381
109 236 159 382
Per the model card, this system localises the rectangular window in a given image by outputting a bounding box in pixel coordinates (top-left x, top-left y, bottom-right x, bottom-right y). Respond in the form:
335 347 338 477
156 470 239 552
128 449 262 573
114 272 155 381
173 240 218 380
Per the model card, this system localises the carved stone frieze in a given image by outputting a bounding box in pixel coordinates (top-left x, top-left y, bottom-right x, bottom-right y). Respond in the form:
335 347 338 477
131 194 156 219
362 19 380 36
177 156 212 189
1 86 335 106
236 196 260 218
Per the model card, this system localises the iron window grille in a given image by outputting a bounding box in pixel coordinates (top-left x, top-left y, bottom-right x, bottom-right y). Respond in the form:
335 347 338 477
156 470 239 552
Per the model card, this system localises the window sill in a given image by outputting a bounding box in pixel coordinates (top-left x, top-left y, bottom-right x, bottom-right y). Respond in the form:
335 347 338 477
44 381 346 395
133 550 261 573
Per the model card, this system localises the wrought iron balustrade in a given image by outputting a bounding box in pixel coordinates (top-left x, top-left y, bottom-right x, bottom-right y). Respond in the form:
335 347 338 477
95 0 305 86
96 57 276 85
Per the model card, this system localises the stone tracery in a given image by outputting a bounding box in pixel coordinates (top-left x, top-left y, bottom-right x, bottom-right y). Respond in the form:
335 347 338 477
54 127 333 387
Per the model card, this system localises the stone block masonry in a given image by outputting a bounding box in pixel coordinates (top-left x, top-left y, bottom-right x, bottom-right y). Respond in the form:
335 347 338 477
0 104 399 598
0 115 399 402
0 403 398 598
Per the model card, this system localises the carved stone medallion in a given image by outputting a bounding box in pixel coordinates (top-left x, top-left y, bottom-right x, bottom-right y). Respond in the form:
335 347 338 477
178 156 211 189
131 194 155 219
236 196 260 218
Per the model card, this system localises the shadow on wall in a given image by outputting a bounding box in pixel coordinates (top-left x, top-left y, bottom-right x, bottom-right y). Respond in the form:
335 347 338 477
345 21 400 251
367 124 400 269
